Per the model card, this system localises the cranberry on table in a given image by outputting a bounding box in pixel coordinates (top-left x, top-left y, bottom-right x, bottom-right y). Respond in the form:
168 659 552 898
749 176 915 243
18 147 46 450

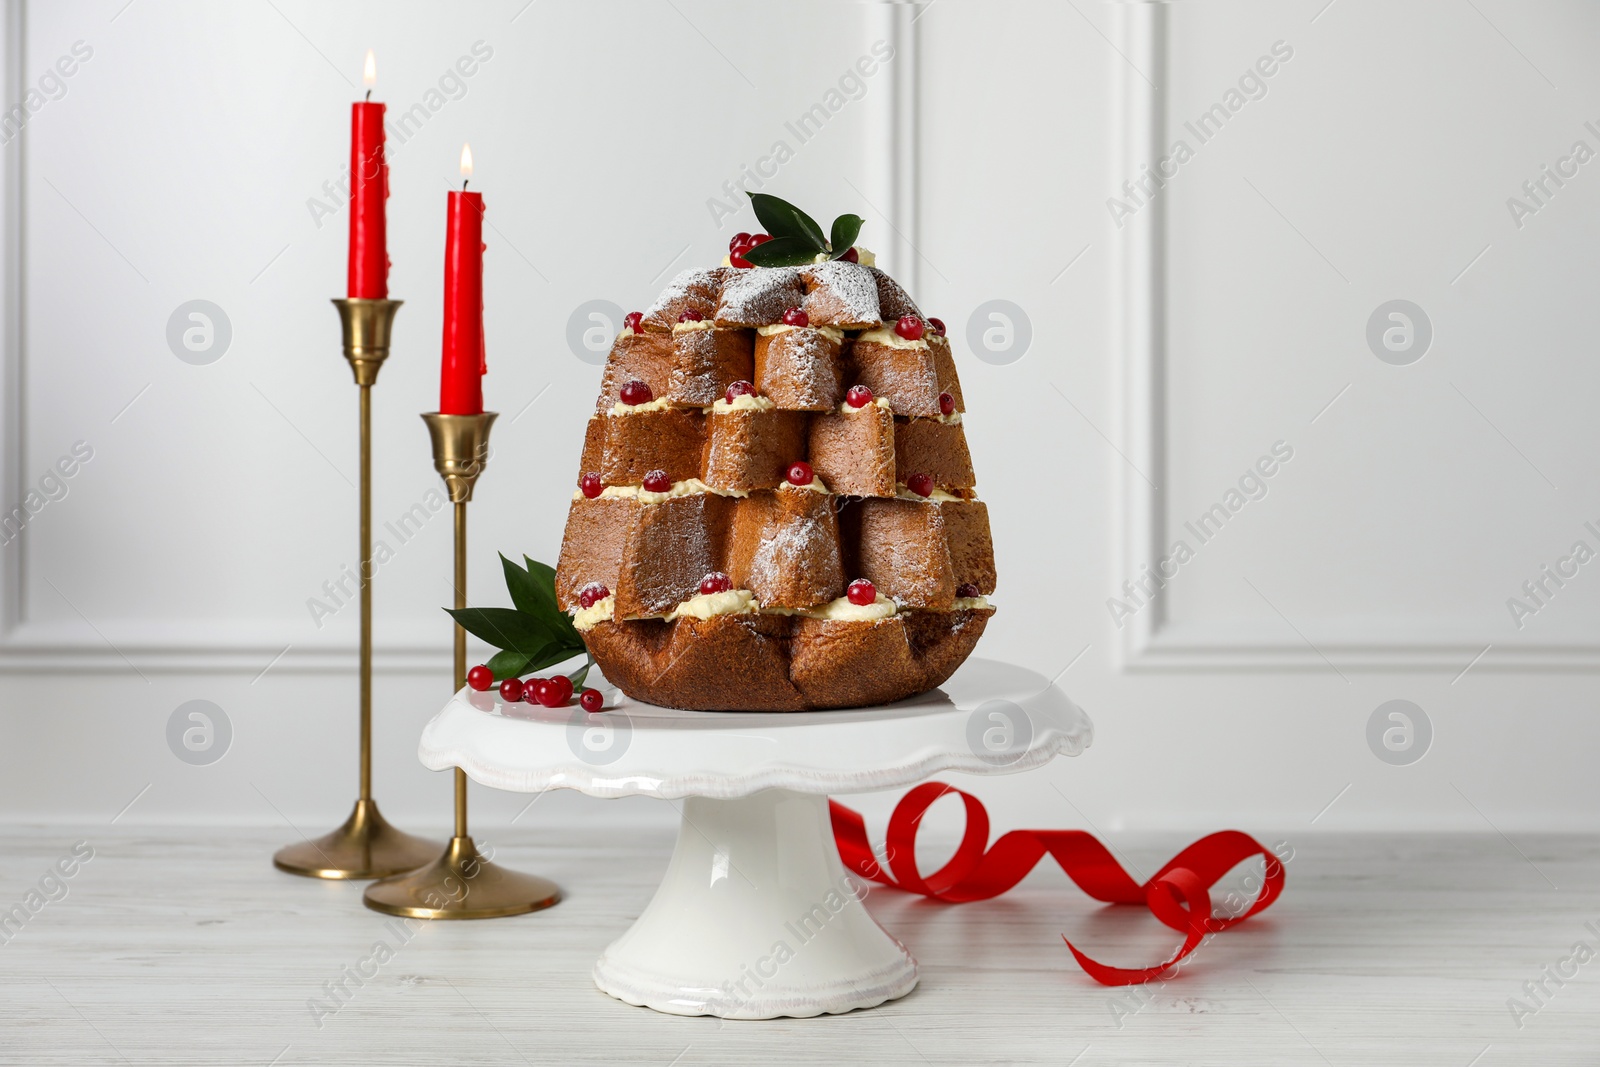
906 473 934 498
786 461 814 487
642 469 672 493
580 688 604 713
894 316 924 341
840 247 859 263
623 311 643 335
957 582 981 599
543 675 574 707
700 571 733 595
678 309 704 323
580 472 603 499
845 385 874 409
619 379 653 406
938 392 956 416
578 582 610 610
466 664 494 692
846 579 877 606
928 317 946 336
724 380 756 402
498 677 524 703
781 307 809 327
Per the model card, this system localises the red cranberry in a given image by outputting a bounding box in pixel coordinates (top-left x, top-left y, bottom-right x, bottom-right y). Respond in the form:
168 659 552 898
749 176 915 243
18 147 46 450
498 677 524 703
724 380 756 402
782 307 809 327
786 461 814 487
580 688 604 713
840 247 859 263
467 665 494 692
845 385 874 409
678 309 704 323
730 233 752 252
751 234 773 245
541 675 573 707
642 469 672 493
938 392 956 416
619 379 653 406
578 582 610 610
907 473 934 498
623 311 643 335
928 317 946 336
895 316 924 341
525 678 550 706
846 579 877 606
700 571 733 595
957 583 981 599
580 472 603 499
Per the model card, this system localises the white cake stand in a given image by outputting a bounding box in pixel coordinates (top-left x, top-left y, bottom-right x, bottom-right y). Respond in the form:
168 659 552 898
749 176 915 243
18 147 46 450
417 656 1092 1020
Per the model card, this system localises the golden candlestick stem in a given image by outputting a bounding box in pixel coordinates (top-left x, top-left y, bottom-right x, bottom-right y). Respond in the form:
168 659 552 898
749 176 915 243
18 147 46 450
363 412 561 919
273 299 440 881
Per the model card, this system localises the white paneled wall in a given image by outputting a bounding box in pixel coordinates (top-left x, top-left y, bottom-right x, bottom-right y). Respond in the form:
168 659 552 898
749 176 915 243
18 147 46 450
1 0 1597 837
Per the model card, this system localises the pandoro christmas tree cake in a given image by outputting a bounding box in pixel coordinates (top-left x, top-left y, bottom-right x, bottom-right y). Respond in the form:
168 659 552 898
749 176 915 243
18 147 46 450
555 195 996 710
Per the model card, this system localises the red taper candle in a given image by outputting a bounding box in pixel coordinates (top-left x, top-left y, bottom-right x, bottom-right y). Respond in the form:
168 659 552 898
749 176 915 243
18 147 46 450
440 143 486 415
347 50 388 300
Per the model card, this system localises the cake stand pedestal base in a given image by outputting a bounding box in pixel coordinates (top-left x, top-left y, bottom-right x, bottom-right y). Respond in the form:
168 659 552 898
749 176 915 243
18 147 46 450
594 789 916 1019
416 658 1093 1019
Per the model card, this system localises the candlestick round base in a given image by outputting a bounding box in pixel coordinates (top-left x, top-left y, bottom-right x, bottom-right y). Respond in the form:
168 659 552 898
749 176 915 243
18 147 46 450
272 798 440 880
361 835 561 920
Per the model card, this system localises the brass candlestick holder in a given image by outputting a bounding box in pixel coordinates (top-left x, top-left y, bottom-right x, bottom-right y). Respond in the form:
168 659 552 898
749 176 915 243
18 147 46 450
363 411 562 919
273 299 441 880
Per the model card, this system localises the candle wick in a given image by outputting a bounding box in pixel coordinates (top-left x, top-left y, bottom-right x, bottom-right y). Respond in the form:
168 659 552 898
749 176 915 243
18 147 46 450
462 180 469 191
365 89 371 102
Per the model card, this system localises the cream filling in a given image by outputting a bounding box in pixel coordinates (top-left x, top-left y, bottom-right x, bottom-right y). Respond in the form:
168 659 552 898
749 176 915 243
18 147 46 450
573 595 614 632
710 393 776 414
781 477 830 495
756 323 846 343
668 588 758 621
672 318 716 333
840 396 892 414
598 591 979 626
933 412 964 425
857 325 929 351
573 478 750 504
895 482 965 503
608 397 673 416
808 247 876 267
799 593 897 622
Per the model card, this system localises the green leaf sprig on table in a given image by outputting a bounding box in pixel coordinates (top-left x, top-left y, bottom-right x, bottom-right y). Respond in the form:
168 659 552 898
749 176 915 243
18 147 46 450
740 192 864 268
445 554 593 688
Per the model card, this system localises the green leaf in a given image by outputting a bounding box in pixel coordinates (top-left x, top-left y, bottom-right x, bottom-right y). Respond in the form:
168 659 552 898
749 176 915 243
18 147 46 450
743 236 824 268
486 649 532 681
521 556 565 623
567 655 593 690
747 193 826 249
829 214 863 259
445 606 577 658
499 554 541 616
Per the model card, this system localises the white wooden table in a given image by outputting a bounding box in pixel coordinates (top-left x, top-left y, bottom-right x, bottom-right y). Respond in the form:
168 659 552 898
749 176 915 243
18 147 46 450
0 826 1595 1064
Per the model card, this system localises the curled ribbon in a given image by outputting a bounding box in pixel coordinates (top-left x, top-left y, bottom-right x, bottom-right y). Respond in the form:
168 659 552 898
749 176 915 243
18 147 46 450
829 782 1285 986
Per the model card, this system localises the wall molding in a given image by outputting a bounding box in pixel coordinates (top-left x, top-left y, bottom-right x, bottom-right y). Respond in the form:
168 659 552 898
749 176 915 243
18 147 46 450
1109 2 1600 673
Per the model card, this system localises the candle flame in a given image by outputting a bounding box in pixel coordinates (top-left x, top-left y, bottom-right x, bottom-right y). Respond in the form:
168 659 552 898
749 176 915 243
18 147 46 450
363 49 376 88
459 143 474 180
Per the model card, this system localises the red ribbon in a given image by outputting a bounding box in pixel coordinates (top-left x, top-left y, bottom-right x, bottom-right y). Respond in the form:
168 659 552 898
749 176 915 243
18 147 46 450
829 782 1285 986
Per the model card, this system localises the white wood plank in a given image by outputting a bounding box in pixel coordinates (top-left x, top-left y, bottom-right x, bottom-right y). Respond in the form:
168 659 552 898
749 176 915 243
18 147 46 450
1 828 1596 1064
